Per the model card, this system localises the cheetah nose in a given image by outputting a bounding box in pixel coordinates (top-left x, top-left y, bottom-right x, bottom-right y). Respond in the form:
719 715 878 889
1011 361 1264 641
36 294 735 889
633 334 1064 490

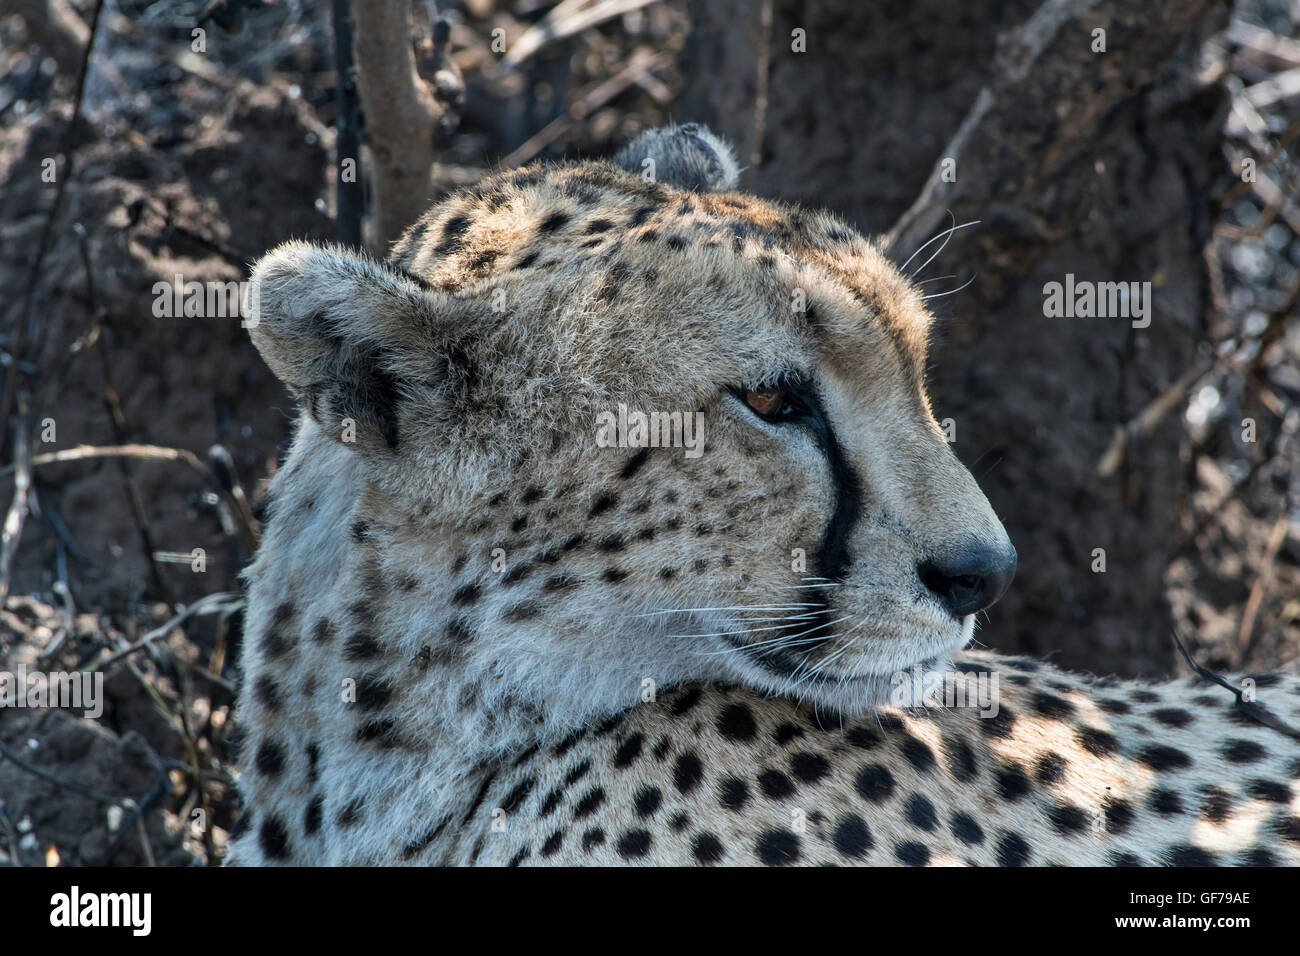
918 543 1018 618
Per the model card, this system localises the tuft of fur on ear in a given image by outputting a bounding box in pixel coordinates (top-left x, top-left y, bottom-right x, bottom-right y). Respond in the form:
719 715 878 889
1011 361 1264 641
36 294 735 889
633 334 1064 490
613 123 740 192
243 240 462 454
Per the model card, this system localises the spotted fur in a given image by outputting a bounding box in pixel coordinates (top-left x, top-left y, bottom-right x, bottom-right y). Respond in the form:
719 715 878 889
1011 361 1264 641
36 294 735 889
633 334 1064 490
228 125 1300 866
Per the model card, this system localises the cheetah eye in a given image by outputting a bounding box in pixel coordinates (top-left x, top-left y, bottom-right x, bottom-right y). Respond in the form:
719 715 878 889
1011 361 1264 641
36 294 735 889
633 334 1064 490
731 383 811 422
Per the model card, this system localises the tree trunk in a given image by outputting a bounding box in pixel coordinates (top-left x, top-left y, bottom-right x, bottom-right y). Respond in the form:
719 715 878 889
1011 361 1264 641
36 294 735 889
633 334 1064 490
683 0 1232 676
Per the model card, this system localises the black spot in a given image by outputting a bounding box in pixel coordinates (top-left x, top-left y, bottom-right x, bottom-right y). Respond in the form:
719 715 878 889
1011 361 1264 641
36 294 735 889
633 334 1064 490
1033 691 1075 719
452 584 481 606
717 703 758 741
674 753 704 794
1104 798 1135 835
543 573 575 592
946 738 980 783
833 814 873 858
581 828 606 852
1109 851 1143 866
950 813 985 846
1167 845 1218 866
259 816 291 860
756 828 800 866
847 726 882 749
758 769 795 800
539 788 563 818
1139 745 1192 771
303 795 323 835
1098 698 1131 715
402 819 449 860
354 674 394 711
539 211 570 233
539 830 564 857
306 743 321 783
774 722 806 746
255 740 286 777
553 729 586 757
311 618 335 644
995 763 1030 801
855 764 895 802
633 786 662 819
670 686 703 717
515 250 540 269
253 675 284 713
1034 751 1068 785
1077 726 1119 757
790 751 830 783
343 632 381 662
573 787 606 819
719 776 749 811
1221 739 1268 763
502 562 533 586
1201 787 1235 823
506 847 530 867
1150 788 1184 815
445 618 473 646
905 794 937 831
616 829 652 858
613 734 644 768
693 832 724 864
996 831 1032 866
1275 816 1300 845
437 214 470 253
598 535 625 553
900 736 936 773
629 206 655 227
1047 803 1090 835
980 707 1017 740
585 218 614 234
500 777 537 814
1247 779 1292 803
894 841 930 866
1240 848 1278 866
563 759 592 787
356 716 402 749
1151 707 1194 728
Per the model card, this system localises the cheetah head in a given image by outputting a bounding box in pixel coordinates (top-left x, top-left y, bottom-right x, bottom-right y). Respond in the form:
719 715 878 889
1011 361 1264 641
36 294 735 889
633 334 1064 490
245 124 1015 727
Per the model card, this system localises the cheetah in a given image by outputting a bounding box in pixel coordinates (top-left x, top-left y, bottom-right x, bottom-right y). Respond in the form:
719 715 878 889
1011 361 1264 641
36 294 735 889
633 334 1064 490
228 124 1300 866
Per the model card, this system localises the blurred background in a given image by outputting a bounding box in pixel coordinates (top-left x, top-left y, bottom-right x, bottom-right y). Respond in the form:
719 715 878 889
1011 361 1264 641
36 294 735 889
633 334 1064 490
0 0 1297 865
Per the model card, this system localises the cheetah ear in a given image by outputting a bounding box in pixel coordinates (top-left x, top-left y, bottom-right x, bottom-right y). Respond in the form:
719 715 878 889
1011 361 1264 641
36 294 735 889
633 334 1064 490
612 123 740 192
244 240 472 455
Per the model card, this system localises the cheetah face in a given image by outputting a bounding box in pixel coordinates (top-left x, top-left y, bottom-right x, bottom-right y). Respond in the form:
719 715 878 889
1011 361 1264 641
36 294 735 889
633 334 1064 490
246 126 1015 722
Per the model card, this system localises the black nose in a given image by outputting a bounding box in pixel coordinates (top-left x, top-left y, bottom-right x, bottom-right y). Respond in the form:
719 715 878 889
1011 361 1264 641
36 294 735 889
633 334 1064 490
919 544 1018 617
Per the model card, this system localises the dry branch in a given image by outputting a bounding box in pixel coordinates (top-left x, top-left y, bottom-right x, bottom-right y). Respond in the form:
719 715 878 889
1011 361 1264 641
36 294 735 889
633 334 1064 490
351 0 463 250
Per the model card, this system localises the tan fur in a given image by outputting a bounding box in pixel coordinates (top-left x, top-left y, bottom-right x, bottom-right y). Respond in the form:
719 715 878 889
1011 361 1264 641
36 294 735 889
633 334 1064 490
227 127 1300 866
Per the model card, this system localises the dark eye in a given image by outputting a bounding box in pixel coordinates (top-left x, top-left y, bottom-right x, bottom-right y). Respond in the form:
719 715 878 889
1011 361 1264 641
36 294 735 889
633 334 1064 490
732 384 810 421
